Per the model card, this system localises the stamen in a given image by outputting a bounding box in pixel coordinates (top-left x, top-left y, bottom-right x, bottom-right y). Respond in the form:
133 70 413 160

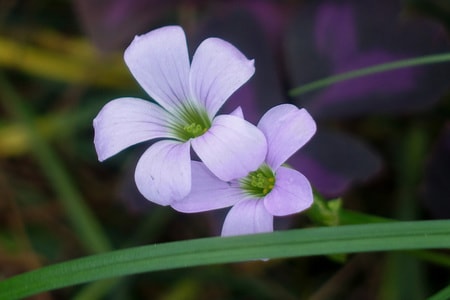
172 103 211 141
184 123 207 138
240 164 276 197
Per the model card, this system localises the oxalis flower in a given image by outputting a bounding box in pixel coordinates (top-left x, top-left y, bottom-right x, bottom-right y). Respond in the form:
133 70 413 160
93 26 267 205
172 104 317 236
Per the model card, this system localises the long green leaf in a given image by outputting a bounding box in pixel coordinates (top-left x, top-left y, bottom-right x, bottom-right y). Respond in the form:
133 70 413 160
289 52 450 96
428 283 450 300
0 220 449 299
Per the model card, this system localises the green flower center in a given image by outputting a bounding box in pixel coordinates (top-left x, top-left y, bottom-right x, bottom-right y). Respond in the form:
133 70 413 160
184 122 207 137
240 164 276 197
172 103 211 141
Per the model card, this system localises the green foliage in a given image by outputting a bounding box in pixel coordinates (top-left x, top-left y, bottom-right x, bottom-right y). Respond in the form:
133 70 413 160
0 220 449 299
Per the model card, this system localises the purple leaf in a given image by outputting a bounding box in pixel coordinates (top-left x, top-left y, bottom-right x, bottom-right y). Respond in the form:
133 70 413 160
289 129 382 198
286 0 450 118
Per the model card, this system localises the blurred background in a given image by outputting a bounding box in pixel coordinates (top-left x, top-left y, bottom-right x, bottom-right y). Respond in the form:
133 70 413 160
0 0 449 299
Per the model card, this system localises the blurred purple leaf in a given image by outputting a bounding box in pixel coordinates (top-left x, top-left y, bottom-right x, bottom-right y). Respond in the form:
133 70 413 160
193 5 285 123
288 130 382 198
314 3 358 62
74 0 176 51
286 0 450 119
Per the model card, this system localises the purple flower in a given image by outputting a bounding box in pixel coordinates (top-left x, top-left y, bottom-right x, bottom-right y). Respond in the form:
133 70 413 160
172 104 316 236
93 26 267 205
196 5 382 199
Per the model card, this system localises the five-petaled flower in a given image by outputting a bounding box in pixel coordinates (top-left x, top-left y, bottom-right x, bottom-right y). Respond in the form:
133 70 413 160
93 26 267 205
172 104 317 236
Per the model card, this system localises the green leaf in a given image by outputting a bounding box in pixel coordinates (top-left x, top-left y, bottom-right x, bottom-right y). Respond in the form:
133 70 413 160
0 220 449 299
289 52 450 96
428 283 450 300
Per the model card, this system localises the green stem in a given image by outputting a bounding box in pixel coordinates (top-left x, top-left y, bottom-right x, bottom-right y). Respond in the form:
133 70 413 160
381 125 429 300
0 220 449 299
289 52 450 96
0 73 111 254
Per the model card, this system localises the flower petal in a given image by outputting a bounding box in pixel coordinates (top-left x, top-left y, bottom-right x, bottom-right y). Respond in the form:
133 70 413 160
190 37 255 117
124 26 191 115
221 199 273 236
258 104 316 169
264 166 313 216
229 106 244 119
93 97 176 161
134 140 191 205
171 161 244 213
191 114 267 181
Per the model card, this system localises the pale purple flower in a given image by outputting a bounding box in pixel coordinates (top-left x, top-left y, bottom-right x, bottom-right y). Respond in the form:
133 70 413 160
93 26 267 205
172 104 316 236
